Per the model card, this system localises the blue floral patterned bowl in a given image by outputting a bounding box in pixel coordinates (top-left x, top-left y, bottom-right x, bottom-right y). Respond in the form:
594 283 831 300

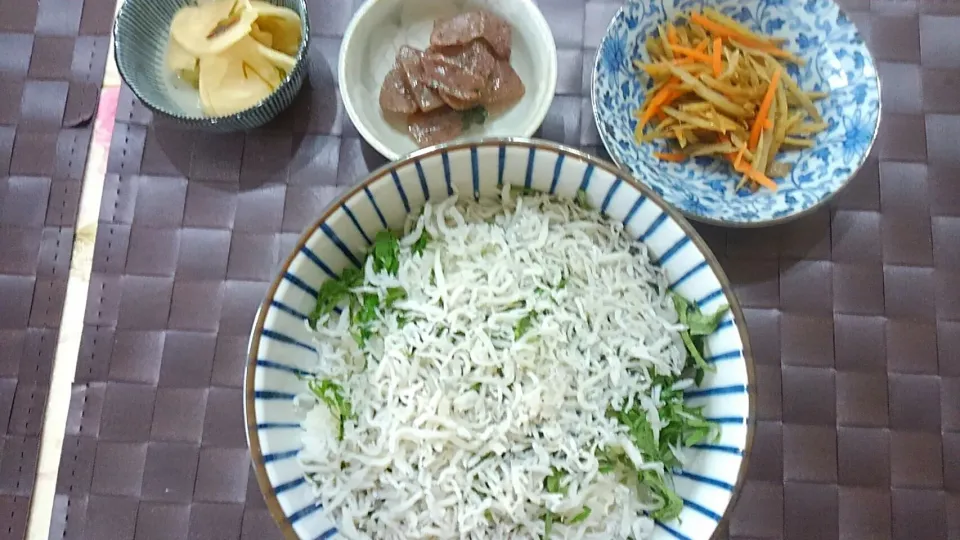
591 0 880 226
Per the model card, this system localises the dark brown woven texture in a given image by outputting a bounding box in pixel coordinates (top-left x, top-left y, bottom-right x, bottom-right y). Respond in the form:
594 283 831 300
49 0 959 538
0 0 113 538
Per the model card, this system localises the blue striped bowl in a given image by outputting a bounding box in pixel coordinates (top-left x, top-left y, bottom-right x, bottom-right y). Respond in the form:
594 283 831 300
244 138 755 540
113 0 310 131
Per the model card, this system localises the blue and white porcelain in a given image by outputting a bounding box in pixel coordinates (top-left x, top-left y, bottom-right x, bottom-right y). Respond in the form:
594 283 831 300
245 139 755 540
591 0 881 226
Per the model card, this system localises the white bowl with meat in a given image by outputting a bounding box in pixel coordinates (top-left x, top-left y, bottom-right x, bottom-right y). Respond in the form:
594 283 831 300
339 0 558 160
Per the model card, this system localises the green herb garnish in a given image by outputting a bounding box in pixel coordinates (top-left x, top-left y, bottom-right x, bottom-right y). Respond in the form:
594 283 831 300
372 230 400 275
595 447 619 474
544 467 566 494
308 379 353 441
602 377 717 522
539 468 568 537
470 382 482 392
543 510 555 537
461 105 488 130
514 313 535 340
596 293 727 522
411 229 431 256
574 189 588 207
384 287 407 308
308 266 363 328
567 506 591 524
349 292 380 347
641 468 684 521
509 185 537 197
670 292 728 385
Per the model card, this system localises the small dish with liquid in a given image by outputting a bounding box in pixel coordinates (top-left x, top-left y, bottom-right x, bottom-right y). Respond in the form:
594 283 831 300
339 0 558 160
113 0 310 131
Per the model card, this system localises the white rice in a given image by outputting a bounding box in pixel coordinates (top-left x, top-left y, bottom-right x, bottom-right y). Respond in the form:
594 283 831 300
298 188 687 539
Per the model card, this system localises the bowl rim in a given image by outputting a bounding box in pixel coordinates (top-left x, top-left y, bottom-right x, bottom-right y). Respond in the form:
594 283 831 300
112 0 312 123
337 0 559 161
243 137 757 540
589 0 883 229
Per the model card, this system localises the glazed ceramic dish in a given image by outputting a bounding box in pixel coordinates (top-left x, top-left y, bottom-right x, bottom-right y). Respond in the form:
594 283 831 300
591 0 880 226
339 0 558 160
244 138 755 540
113 0 310 131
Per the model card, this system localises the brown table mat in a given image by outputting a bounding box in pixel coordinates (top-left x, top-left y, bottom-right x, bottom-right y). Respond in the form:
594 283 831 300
50 0 959 538
0 0 114 537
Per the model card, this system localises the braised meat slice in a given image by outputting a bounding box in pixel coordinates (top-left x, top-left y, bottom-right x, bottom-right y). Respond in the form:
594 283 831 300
482 58 525 106
438 91 476 111
378 64 418 114
396 45 445 112
421 40 497 101
408 107 463 147
429 10 512 60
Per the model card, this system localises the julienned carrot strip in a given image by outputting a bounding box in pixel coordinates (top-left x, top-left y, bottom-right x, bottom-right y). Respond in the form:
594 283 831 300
676 41 706 63
638 81 679 130
672 44 712 64
690 12 776 50
654 151 687 162
748 68 781 150
712 38 722 76
742 164 778 190
721 138 747 170
762 118 773 129
716 135 772 189
725 153 777 190
659 91 680 110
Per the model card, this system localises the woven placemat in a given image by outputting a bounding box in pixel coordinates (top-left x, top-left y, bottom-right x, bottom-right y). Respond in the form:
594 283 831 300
0 0 113 537
49 0 959 538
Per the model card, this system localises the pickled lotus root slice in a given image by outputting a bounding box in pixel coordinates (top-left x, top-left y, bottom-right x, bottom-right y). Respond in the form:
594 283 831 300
198 36 285 116
249 22 274 48
170 0 257 56
249 0 302 56
166 39 199 87
252 39 296 72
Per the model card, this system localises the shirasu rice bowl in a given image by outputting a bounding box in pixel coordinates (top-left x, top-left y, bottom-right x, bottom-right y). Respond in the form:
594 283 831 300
296 188 727 540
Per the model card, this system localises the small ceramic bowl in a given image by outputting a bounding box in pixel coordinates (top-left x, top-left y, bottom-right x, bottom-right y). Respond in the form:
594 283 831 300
113 0 310 131
591 0 881 226
339 0 558 160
